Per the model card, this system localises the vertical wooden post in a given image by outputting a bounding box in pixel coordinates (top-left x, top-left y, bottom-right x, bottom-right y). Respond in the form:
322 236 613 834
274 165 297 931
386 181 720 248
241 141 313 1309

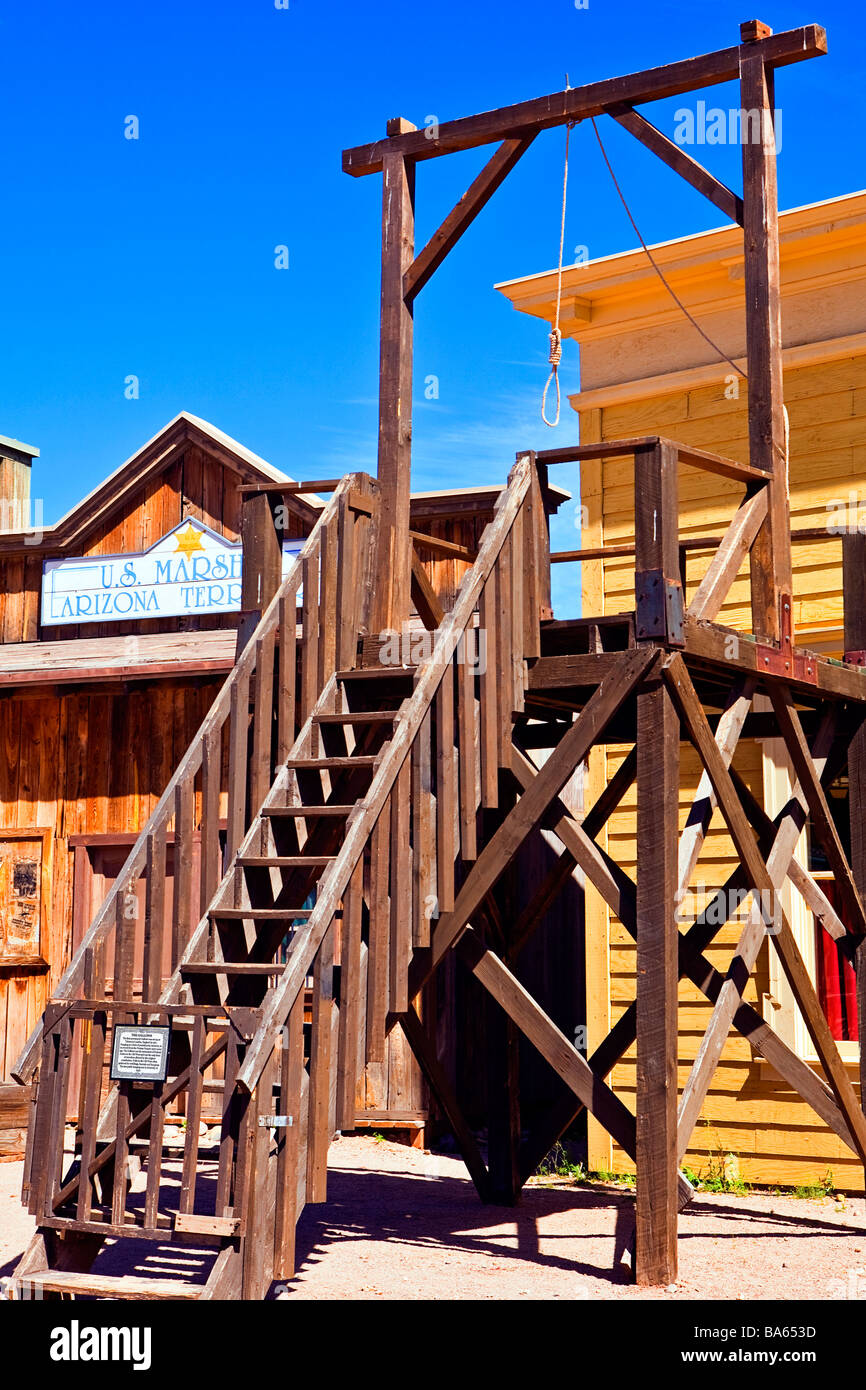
370 130 416 635
739 23 792 645
531 456 552 618
239 490 284 655
484 795 521 1206
635 667 679 1286
843 533 866 1194
634 440 680 645
485 993 521 1205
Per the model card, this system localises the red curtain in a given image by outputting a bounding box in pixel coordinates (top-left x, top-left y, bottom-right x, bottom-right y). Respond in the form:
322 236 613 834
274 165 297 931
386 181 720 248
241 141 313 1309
816 877 858 1042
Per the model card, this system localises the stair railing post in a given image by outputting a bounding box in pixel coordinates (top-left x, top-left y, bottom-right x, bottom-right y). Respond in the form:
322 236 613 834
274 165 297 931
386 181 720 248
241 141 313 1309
239 489 285 657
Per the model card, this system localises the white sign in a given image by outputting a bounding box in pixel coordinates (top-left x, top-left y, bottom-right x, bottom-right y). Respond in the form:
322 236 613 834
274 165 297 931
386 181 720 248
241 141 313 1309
110 1024 171 1082
42 518 304 626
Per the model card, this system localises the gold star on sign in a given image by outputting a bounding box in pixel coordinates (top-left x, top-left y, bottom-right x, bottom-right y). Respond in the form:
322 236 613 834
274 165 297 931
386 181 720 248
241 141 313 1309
174 523 206 558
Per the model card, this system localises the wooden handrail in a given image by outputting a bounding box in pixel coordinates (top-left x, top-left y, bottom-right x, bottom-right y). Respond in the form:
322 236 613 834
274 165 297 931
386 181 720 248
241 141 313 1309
12 473 374 1084
235 454 534 1092
535 435 772 485
551 525 840 564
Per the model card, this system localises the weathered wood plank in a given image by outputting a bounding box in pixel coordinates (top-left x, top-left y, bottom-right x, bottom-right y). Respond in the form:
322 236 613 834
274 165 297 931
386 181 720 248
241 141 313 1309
343 26 826 174
456 652 479 871
435 667 457 916
612 103 743 223
306 926 335 1204
389 763 412 1013
635 670 679 1286
370 149 415 632
740 34 792 642
273 992 305 1279
366 805 391 1063
403 136 535 301
337 860 364 1130
687 489 768 623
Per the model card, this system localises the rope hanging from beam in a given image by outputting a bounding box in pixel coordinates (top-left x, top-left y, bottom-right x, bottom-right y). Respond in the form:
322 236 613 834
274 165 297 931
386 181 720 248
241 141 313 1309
589 115 747 382
541 120 576 427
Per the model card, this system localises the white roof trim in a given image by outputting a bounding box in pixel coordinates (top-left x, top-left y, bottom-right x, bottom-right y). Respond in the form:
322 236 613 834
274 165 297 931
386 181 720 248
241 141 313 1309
494 188 866 292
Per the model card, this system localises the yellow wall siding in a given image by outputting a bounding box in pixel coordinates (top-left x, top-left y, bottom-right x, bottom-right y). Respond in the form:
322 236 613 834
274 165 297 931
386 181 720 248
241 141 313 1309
579 351 866 1189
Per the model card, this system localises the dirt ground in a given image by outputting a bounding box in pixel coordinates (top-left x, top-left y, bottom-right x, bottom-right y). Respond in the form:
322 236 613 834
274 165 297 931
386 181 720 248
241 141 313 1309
2 1135 865 1300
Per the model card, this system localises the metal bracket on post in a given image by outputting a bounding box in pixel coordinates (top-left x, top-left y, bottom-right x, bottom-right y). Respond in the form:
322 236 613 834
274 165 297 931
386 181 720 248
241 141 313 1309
664 578 685 648
636 570 685 647
779 591 794 659
755 592 817 682
754 644 817 684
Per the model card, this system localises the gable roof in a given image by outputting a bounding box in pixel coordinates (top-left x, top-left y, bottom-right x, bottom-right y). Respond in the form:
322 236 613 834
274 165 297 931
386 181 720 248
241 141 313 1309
0 412 323 554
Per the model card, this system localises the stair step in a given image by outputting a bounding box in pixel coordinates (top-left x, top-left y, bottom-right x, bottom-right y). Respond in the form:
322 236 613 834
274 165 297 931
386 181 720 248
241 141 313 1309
17 1269 203 1301
209 907 314 920
314 710 398 725
284 756 379 771
237 855 336 869
262 804 355 818
336 667 415 681
181 962 285 976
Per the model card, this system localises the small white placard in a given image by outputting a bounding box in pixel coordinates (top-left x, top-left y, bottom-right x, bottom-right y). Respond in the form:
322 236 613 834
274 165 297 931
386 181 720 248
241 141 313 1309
110 1024 172 1082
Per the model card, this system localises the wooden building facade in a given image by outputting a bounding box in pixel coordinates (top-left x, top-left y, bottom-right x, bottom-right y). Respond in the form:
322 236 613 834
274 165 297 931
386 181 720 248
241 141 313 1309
499 188 866 1188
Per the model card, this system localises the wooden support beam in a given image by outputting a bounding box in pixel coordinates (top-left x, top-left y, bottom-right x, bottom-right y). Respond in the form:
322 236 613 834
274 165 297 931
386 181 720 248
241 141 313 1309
371 150 415 633
739 27 793 644
400 1005 489 1199
403 136 535 302
677 680 754 901
663 654 866 1166
686 489 768 623
635 441 682 645
456 929 694 1210
635 668 679 1286
518 792 864 1182
411 549 445 630
767 689 866 938
511 747 636 925
343 26 826 175
506 742 638 963
240 491 283 656
409 530 477 562
537 436 772 484
421 646 657 979
611 105 743 224
730 764 850 943
675 706 836 1161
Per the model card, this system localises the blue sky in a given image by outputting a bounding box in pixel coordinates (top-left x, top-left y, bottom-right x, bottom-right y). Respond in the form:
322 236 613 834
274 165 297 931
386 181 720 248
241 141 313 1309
1 0 862 614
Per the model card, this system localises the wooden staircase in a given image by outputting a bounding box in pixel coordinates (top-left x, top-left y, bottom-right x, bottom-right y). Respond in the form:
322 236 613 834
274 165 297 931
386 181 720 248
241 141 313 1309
10 453 547 1300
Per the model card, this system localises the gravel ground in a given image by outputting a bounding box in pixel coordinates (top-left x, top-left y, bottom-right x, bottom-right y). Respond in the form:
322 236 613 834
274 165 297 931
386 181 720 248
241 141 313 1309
3 1136 865 1300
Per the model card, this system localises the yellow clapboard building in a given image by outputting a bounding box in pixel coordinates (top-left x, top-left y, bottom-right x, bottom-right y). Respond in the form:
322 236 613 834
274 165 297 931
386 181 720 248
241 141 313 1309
498 189 866 1188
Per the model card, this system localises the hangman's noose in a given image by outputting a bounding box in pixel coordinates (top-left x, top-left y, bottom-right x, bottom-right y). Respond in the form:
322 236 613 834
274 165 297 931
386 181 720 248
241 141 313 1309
541 118 575 428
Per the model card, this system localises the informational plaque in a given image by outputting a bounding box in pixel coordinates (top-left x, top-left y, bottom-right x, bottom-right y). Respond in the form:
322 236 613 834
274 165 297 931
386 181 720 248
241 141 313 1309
110 1024 171 1082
